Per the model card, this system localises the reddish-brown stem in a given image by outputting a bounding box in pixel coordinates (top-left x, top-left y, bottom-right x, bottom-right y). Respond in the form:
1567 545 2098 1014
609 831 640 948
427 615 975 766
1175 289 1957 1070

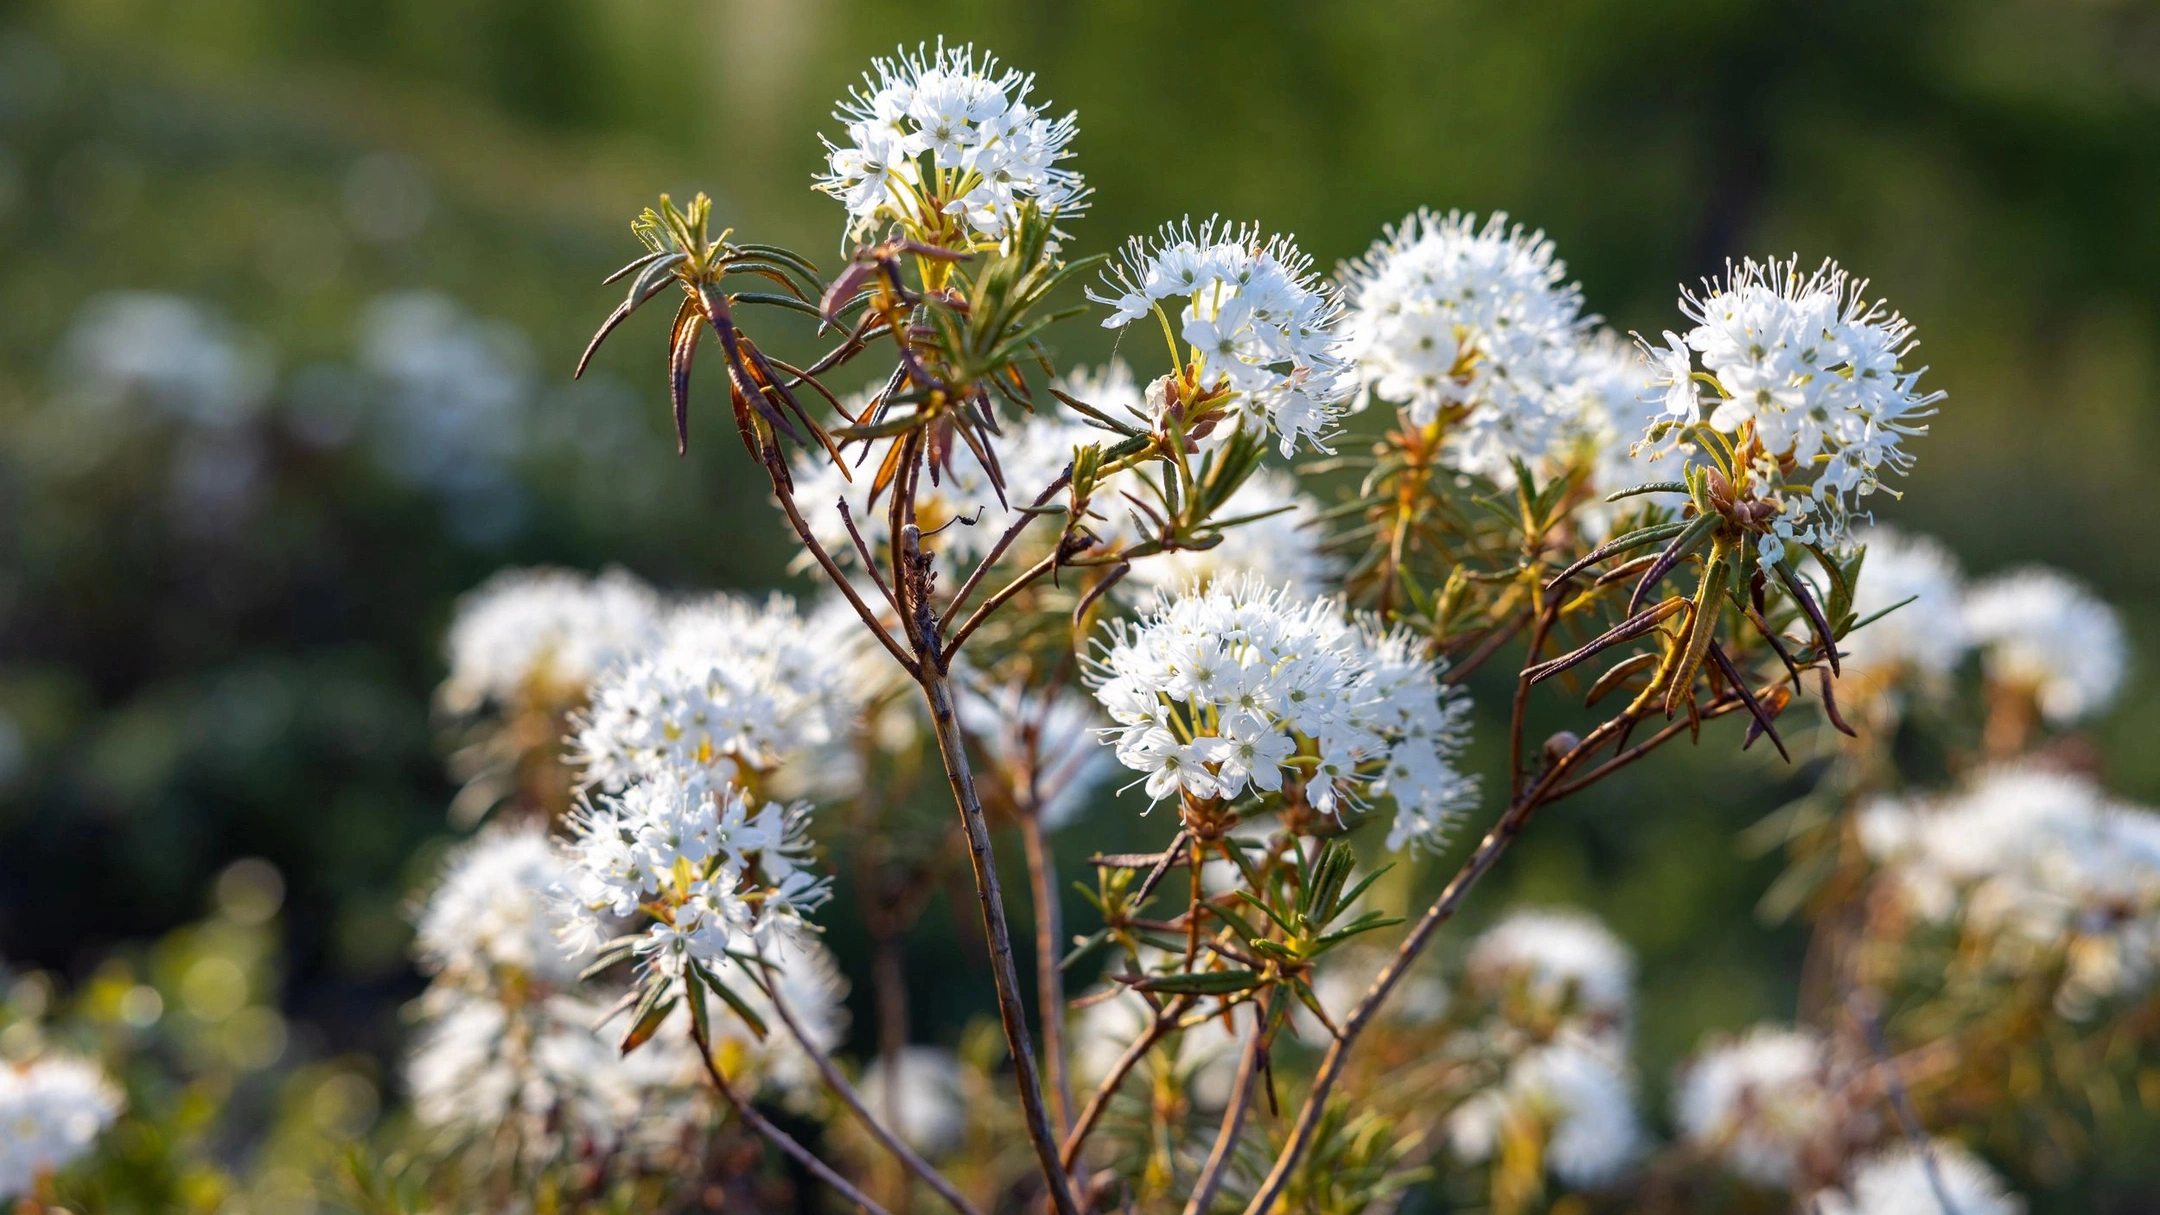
764 449 917 677
762 973 984 1215
943 549 1063 666
941 469 1073 632
1018 812 1074 1134
691 1023 895 1215
1441 610 1530 687
1059 996 1195 1171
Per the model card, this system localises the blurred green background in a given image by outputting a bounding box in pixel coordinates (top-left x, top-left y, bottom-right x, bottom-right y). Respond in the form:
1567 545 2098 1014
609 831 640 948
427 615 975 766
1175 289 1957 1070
1 0 2156 1206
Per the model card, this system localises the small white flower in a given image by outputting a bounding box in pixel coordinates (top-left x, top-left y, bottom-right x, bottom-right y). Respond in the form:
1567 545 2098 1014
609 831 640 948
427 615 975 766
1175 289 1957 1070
1811 1140 2024 1215
1339 210 1592 480
1085 575 1475 845
1961 566 2126 726
574 591 865 792
1674 1025 1836 1187
1089 218 1353 455
816 42 1086 246
0 1054 123 1200
441 566 664 713
556 770 830 985
1646 257 1943 568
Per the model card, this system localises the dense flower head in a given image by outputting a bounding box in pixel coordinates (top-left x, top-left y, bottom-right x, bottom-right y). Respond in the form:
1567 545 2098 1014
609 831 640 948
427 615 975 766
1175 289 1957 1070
1087 575 1476 848
1838 526 1970 685
1860 767 2160 1011
1961 566 2126 725
574 592 863 792
816 41 1087 246
1466 908 1635 1036
1089 217 1352 455
556 770 829 982
1674 1025 1836 1187
1643 257 1942 568
1339 210 1593 478
957 677 1114 832
1812 1141 2024 1215
1445 1040 1642 1188
442 566 664 713
405 992 708 1163
414 826 587 991
0 1055 123 1200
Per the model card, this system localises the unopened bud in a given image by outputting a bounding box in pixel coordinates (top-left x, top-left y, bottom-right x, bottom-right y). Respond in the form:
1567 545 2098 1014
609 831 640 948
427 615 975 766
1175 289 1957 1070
1542 731 1582 766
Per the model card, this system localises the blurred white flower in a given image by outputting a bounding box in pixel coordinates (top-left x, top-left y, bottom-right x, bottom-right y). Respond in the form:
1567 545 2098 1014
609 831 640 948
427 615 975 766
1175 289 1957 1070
441 566 664 713
1861 767 2160 1011
405 992 708 1165
1673 1025 1835 1187
1466 907 1634 1036
1339 210 1591 481
1445 1040 1641 1188
56 291 274 427
1120 467 1339 599
1811 1140 2024 1215
413 826 587 991
0 1054 123 1200
1839 527 1970 686
1564 330 1682 536
1962 566 2126 726
856 1047 968 1158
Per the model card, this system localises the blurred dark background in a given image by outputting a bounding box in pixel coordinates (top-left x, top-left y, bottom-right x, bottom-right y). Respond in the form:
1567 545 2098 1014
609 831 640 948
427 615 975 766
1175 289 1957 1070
0 0 2156 1205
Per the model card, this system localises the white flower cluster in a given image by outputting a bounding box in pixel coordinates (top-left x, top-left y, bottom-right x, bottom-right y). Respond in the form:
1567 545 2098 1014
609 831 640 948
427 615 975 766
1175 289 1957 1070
1643 257 1943 568
1962 566 2126 726
1839 527 1970 686
1090 218 1352 455
1861 766 2160 1012
1088 575 1476 849
405 993 708 1161
0 1055 122 1200
816 41 1086 245
1464 908 1634 1042
414 826 588 991
1564 331 1687 533
557 769 829 983
957 678 1114 831
1811 1141 2024 1215
1444 909 1642 1188
1674 1025 1837 1187
1444 1039 1642 1188
441 566 664 713
1339 211 1593 479
574 592 862 792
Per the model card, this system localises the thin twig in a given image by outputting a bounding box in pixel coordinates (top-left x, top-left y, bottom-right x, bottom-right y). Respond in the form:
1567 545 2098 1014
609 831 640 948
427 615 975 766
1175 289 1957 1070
1060 995 1194 1170
761 974 984 1215
917 656 1083 1215
764 449 918 678
1850 991 1962 1215
941 468 1073 631
691 1024 894 1215
1237 709 1641 1215
1182 998 1268 1215
838 498 903 614
1440 610 1529 687
943 549 1063 665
